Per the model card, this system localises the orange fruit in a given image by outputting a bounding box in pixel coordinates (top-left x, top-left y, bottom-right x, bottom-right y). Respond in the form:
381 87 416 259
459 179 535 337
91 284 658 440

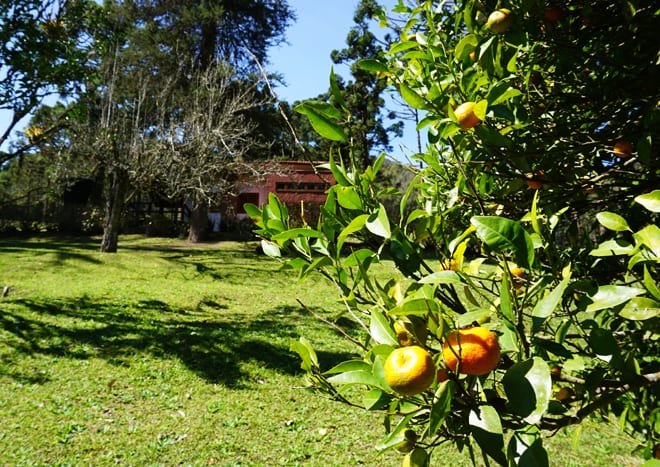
440 258 459 271
436 368 449 383
510 266 525 281
613 140 633 158
384 346 436 396
555 387 574 401
525 170 544 189
487 8 513 33
454 102 481 129
442 327 501 376
544 6 563 22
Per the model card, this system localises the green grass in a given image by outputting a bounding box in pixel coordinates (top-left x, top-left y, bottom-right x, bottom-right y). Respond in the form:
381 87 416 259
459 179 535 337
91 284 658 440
0 235 645 466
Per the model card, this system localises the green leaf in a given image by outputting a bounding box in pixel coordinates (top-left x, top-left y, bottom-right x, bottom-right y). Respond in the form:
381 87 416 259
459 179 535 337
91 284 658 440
301 256 332 278
635 190 660 212
337 214 368 254
471 216 535 268
344 248 377 267
290 337 319 371
428 381 454 436
596 212 630 232
295 102 347 142
469 405 506 466
375 412 418 452
325 156 352 186
456 309 493 328
366 204 391 239
242 203 262 220
500 271 514 324
487 81 523 106
271 228 322 243
418 270 463 285
619 297 660 320
370 308 399 346
589 239 638 257
454 33 479 60
502 357 552 424
329 67 347 111
388 298 440 317
532 277 570 333
260 239 281 258
530 189 542 237
336 186 363 210
363 388 390 410
644 266 660 301
633 224 660 257
357 58 388 72
589 328 619 357
509 433 549 467
324 360 371 375
400 83 427 109
586 285 644 312
326 370 384 388
473 99 488 121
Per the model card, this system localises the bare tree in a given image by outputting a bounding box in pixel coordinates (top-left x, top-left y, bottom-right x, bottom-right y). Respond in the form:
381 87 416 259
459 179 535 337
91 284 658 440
144 61 268 242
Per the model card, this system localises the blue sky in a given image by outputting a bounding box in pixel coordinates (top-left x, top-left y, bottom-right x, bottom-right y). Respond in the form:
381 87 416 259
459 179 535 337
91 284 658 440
267 0 419 160
1 0 419 160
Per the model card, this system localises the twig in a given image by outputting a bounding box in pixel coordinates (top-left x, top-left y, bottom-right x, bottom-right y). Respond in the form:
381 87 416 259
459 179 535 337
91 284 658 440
244 46 333 186
296 299 368 351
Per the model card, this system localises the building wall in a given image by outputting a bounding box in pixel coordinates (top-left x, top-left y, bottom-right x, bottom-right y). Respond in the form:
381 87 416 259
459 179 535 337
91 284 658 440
235 161 335 219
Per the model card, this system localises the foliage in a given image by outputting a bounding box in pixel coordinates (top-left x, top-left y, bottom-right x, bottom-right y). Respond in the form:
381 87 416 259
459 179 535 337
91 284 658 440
0 0 102 162
249 1 660 465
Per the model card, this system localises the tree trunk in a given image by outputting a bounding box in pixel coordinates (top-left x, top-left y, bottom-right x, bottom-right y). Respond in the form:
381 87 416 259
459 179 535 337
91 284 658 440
187 198 208 243
100 167 129 253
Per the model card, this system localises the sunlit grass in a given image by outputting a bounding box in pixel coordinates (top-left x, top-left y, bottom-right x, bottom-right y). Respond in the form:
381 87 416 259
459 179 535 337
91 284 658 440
0 235 644 466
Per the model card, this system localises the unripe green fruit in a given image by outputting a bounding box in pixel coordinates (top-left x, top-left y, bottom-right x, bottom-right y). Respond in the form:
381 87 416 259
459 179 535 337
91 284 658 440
402 447 429 467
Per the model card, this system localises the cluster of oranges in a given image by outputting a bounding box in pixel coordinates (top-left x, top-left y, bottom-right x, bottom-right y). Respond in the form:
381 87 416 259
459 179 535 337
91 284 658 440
383 326 502 396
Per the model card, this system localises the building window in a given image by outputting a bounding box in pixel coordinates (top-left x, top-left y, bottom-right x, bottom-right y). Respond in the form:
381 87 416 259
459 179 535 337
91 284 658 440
237 192 260 213
275 182 325 193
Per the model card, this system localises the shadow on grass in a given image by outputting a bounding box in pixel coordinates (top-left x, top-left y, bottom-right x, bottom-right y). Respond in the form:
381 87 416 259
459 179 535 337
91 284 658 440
0 297 357 389
0 235 103 265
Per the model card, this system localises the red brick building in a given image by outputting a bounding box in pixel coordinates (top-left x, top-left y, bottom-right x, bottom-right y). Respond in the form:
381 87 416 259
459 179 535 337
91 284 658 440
234 160 336 221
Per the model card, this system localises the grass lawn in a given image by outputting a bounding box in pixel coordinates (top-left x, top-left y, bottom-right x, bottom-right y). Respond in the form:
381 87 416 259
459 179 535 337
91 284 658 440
0 235 645 466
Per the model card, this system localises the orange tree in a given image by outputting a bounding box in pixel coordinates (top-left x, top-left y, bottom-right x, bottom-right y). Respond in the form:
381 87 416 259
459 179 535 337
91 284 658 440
247 1 659 465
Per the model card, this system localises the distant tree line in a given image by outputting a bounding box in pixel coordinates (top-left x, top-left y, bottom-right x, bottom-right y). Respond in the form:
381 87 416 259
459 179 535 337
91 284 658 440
0 0 406 251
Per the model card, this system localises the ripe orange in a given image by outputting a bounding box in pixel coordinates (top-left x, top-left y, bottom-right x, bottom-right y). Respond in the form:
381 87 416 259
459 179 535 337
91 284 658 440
544 6 563 22
613 140 633 158
508 266 526 292
555 387 574 401
436 368 449 383
384 346 436 396
525 170 544 189
442 327 501 376
487 8 513 33
440 258 459 271
454 102 481 129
